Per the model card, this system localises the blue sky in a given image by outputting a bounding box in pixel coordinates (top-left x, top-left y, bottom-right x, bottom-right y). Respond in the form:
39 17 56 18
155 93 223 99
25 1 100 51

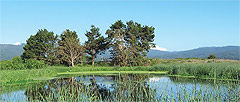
0 0 239 51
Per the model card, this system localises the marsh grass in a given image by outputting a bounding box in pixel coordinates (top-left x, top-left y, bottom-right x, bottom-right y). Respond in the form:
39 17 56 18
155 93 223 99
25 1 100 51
69 62 240 80
1 62 239 85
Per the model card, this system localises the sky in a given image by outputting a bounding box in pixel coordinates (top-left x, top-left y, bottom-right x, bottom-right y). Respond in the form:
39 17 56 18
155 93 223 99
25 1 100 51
0 0 239 51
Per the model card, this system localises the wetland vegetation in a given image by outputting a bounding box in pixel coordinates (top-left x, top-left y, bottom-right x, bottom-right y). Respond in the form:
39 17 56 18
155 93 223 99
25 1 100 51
1 20 239 101
1 59 240 101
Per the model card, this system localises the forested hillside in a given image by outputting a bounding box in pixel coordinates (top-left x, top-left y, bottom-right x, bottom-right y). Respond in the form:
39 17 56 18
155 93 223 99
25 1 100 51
0 44 24 60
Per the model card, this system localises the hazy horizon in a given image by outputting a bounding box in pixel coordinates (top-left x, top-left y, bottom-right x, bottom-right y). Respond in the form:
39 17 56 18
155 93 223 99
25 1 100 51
1 43 239 52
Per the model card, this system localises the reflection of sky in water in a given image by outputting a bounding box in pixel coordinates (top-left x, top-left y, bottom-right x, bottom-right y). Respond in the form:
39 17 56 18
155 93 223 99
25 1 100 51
1 75 239 101
147 76 239 101
0 90 27 102
76 76 115 85
76 76 116 92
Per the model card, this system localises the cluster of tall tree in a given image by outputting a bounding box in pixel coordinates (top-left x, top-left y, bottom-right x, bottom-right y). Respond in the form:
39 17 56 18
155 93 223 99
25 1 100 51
21 29 84 67
106 20 155 66
57 30 85 67
21 20 155 67
84 25 109 66
21 29 58 65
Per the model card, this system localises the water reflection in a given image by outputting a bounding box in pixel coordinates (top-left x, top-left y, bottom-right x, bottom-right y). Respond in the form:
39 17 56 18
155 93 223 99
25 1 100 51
23 74 155 101
1 74 239 101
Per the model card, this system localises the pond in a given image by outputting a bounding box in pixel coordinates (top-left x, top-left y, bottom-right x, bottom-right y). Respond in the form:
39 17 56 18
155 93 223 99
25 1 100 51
1 74 239 101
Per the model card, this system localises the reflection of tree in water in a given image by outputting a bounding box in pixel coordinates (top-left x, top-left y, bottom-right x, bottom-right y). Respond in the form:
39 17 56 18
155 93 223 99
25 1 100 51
112 74 156 101
25 77 107 101
25 74 156 101
24 81 52 101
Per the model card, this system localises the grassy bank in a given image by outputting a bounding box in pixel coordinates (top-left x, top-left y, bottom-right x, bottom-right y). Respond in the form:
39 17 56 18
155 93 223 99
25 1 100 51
66 62 240 80
0 67 70 84
1 62 240 85
58 71 168 75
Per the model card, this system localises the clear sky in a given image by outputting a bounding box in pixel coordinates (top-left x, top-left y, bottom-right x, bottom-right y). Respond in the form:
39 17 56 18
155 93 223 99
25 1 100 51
0 0 239 51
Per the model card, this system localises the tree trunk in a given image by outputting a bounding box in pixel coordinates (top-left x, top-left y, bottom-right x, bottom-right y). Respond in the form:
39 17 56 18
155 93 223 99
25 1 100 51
71 59 74 67
92 55 95 67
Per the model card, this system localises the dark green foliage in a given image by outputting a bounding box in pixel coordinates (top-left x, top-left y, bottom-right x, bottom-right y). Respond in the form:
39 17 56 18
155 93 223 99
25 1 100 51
57 29 85 67
0 56 46 70
208 54 217 59
106 20 126 66
106 20 155 66
21 29 58 65
24 59 47 69
0 56 25 70
11 56 25 69
84 25 108 66
0 60 13 70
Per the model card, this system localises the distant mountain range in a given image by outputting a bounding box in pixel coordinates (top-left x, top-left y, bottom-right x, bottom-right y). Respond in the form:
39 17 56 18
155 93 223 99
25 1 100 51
147 46 240 60
0 44 25 61
0 44 239 61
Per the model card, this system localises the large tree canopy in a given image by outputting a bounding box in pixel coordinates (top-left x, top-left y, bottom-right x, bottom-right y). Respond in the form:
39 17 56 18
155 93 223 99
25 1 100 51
106 20 126 66
57 29 85 67
84 25 108 66
106 20 155 66
21 29 58 65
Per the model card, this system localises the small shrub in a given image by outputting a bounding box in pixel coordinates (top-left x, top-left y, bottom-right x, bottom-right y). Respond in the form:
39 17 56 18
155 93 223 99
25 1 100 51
0 60 13 70
25 59 47 69
208 54 216 59
11 56 25 70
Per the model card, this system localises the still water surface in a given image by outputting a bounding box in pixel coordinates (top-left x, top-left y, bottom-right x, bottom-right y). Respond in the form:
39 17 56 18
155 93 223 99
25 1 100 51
1 74 239 101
